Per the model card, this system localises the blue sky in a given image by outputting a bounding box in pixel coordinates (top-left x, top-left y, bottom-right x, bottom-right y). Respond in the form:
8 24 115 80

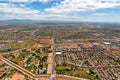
0 0 120 22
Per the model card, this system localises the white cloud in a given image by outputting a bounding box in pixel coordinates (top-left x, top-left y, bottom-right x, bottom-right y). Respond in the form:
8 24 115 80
8 0 49 2
38 0 49 2
0 0 119 22
45 0 120 14
0 3 82 20
0 3 40 15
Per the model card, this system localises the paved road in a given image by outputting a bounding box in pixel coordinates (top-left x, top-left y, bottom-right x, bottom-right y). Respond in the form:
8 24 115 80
47 53 54 74
0 57 50 80
57 75 89 80
49 37 56 80
0 38 56 80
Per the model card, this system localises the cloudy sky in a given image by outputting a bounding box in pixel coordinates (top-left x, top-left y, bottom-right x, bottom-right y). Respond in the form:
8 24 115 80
0 0 120 22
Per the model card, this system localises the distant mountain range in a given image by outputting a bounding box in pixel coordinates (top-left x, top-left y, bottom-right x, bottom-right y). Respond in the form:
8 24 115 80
0 19 44 23
0 19 120 24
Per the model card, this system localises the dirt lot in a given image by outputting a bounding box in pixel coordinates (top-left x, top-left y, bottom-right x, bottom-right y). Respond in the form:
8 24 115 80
73 39 93 48
55 43 78 48
10 72 25 80
110 48 120 54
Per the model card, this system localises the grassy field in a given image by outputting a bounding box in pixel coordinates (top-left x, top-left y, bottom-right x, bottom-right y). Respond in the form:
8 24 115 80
10 39 35 49
56 66 98 80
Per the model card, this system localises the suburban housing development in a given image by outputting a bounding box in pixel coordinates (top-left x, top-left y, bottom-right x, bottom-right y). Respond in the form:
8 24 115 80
0 23 120 80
